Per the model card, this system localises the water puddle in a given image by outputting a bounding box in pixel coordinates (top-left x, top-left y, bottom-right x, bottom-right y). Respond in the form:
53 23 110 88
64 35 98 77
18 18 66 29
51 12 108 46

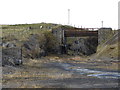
56 63 120 79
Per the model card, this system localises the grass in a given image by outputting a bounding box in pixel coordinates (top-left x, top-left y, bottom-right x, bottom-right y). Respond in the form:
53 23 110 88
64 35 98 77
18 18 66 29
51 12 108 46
3 29 48 40
95 31 119 60
3 58 73 88
96 43 118 59
96 62 120 71
1 23 67 42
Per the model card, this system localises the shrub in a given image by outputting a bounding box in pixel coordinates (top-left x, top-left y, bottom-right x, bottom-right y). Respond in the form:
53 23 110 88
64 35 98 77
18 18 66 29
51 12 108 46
43 31 59 53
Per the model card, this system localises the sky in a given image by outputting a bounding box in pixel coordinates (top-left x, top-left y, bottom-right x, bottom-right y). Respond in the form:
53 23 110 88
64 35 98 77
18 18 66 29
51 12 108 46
0 0 119 29
118 1 120 29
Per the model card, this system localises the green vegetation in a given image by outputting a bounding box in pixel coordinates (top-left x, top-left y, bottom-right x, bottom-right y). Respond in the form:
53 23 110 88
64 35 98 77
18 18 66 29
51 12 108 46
2 23 73 47
2 23 119 60
2 23 54 44
2 23 68 59
43 31 59 53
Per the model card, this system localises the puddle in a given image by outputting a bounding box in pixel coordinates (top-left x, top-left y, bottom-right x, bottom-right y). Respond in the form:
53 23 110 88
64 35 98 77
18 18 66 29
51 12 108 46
56 63 120 79
88 74 120 79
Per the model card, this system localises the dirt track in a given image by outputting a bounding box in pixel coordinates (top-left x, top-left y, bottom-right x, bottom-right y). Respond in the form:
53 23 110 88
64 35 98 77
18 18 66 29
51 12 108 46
2 56 120 88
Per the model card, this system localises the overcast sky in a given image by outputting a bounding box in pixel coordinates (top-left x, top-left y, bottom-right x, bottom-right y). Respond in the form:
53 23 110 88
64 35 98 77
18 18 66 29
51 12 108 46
0 0 119 29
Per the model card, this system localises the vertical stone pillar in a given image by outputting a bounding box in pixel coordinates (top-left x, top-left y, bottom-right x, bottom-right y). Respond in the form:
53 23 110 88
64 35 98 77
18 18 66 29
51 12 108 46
98 28 113 44
52 27 63 54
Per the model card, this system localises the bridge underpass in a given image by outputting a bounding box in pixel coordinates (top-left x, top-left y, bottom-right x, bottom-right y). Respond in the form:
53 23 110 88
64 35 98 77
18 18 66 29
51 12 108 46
64 30 98 37
52 27 98 54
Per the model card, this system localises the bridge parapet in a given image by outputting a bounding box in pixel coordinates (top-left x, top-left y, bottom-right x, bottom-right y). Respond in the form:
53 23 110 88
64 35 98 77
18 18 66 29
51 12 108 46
64 30 98 37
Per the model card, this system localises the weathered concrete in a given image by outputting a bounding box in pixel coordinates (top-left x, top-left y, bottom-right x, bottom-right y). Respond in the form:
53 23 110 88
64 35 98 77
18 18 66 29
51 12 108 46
52 27 65 45
98 28 113 44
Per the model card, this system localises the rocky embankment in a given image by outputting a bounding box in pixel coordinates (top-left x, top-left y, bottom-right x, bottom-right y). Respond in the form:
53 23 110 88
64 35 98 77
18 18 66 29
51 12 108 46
67 37 98 56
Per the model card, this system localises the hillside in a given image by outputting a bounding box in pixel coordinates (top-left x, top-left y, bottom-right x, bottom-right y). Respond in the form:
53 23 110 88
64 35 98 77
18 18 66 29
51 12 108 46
1 23 119 66
1 23 76 66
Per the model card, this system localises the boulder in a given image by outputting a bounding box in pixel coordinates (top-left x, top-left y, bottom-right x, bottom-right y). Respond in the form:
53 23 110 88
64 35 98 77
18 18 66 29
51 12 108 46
23 34 46 58
2 48 22 66
14 59 22 65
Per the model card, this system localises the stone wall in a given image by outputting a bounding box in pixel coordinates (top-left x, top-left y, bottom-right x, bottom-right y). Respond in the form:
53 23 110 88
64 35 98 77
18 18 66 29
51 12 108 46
52 27 64 45
98 28 113 45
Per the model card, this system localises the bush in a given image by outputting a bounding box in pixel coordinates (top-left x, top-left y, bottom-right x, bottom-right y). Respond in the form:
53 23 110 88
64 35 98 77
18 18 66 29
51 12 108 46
23 31 59 59
43 31 59 53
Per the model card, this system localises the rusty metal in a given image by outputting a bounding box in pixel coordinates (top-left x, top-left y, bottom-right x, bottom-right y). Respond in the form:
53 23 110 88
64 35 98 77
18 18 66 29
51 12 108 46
64 30 98 37
67 28 99 31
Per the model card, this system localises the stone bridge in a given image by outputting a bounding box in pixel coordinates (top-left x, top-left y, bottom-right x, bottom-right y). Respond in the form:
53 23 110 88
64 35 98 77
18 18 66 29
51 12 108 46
52 27 113 54
52 27 98 44
52 27 99 54
64 30 98 37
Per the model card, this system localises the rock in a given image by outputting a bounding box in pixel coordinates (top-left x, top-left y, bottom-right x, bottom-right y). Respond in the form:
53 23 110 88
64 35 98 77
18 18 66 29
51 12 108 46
2 56 15 66
6 43 16 48
0 42 2 46
2 48 22 66
2 42 9 47
2 42 16 48
39 49 46 57
110 47 115 49
68 37 98 56
23 34 46 58
14 59 22 65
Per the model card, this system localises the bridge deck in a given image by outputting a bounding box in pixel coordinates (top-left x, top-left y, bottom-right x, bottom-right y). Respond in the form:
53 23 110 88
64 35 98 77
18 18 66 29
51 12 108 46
64 30 98 37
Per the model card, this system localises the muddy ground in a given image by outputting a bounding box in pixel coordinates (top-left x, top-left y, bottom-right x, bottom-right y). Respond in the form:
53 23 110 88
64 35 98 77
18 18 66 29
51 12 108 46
2 55 120 88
